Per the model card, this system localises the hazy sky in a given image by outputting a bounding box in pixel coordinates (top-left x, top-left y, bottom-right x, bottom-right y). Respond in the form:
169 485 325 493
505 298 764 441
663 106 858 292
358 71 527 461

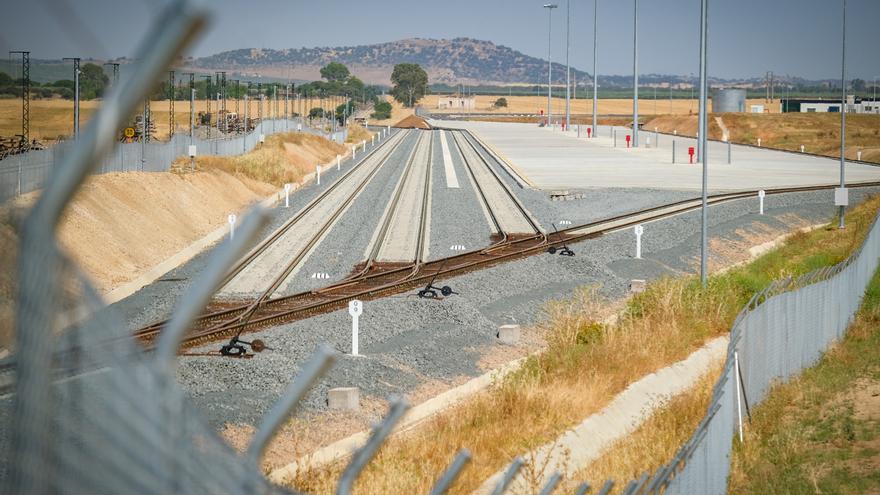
1 0 877 80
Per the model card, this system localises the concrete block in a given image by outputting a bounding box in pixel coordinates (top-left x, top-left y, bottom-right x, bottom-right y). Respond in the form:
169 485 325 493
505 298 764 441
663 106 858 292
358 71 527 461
328 387 359 411
630 279 647 294
497 324 521 345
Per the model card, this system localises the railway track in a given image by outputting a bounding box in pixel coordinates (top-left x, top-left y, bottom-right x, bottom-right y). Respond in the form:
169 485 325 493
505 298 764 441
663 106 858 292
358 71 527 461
132 127 880 355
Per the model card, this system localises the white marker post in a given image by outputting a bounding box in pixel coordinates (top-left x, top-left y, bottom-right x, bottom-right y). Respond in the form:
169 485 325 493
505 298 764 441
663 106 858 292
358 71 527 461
858 151 862 161
758 189 766 215
757 138 762 147
361 140 366 152
283 183 291 208
634 224 644 259
348 299 362 356
352 146 356 160
228 213 237 240
316 165 322 185
372 135 375 146
336 154 341 170
800 144 805 153
735 351 744 442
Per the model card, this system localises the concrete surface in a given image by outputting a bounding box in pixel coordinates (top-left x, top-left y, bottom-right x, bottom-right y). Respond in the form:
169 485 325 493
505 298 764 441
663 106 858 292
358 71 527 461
327 387 360 411
436 120 880 192
497 324 521 344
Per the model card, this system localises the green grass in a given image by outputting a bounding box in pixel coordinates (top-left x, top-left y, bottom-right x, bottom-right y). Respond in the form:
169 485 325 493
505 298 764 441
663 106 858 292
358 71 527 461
728 267 880 494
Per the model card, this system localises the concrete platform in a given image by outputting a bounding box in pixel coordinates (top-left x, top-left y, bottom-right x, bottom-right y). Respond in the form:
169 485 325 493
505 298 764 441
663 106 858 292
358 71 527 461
434 120 880 192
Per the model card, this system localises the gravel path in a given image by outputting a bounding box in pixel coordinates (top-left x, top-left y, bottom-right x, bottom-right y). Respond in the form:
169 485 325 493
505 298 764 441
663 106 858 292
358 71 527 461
427 130 494 260
376 131 432 262
280 131 421 294
218 130 411 298
452 131 538 234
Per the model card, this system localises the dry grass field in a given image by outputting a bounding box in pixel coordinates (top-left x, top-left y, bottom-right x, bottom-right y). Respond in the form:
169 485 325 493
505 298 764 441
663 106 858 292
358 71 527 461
368 95 415 127
0 97 338 142
422 94 779 116
645 113 880 163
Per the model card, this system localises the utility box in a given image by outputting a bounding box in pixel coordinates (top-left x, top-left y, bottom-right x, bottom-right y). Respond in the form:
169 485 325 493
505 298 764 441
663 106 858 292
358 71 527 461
187 145 197 157
834 187 848 207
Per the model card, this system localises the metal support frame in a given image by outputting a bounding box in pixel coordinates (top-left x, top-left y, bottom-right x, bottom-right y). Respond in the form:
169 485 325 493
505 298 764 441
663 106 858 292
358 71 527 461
168 70 175 138
544 4 558 126
63 57 81 140
632 0 639 147
839 0 847 229
9 51 29 146
202 75 212 138
698 0 709 285
591 1 598 138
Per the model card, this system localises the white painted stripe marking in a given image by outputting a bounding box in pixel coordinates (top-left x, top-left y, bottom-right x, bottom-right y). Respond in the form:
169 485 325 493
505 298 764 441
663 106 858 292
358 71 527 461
439 131 460 188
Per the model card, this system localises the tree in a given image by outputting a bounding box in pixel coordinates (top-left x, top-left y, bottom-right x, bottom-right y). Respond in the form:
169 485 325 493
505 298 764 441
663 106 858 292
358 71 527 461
390 63 428 108
371 101 392 120
79 63 109 99
851 78 866 92
320 62 350 83
0 71 12 86
308 107 324 119
493 97 508 108
335 101 356 124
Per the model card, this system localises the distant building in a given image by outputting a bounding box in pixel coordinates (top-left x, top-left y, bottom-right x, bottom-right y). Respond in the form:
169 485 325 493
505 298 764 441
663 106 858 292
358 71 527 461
437 96 475 110
781 96 879 114
712 89 746 112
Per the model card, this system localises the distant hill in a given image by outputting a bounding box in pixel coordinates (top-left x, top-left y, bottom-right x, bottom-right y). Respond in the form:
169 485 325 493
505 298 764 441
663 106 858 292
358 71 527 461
189 38 592 86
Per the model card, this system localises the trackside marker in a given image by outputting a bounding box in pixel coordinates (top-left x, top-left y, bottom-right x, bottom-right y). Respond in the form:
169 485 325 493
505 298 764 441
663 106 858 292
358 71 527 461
228 213 237 240
349 300 362 356
758 190 765 215
283 183 291 208
634 224 644 259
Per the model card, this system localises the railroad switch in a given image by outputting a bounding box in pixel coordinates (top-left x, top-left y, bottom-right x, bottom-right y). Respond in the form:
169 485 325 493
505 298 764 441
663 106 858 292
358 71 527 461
219 337 270 357
547 222 575 257
417 259 456 299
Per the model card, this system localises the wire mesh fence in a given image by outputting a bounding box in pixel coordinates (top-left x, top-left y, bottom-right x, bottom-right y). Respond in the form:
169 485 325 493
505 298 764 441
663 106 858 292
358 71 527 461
609 212 880 494
0 119 347 203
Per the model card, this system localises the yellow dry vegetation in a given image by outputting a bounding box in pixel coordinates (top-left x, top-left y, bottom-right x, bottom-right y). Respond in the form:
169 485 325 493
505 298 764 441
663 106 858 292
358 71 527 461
344 123 373 144
422 95 778 116
290 282 735 494
369 95 415 126
645 113 880 163
188 132 346 186
0 98 297 142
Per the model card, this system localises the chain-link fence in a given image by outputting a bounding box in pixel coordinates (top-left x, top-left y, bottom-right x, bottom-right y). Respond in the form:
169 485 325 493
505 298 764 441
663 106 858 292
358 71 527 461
0 119 347 203
595 211 880 494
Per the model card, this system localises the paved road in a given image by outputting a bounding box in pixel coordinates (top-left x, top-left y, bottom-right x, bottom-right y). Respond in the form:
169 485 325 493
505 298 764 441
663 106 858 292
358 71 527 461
435 120 880 192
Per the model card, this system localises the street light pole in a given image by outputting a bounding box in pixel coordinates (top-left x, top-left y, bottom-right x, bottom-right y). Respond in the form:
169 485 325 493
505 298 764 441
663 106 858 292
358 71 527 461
698 0 709 285
632 0 639 147
838 0 847 229
565 0 571 129
544 4 558 126
592 0 598 138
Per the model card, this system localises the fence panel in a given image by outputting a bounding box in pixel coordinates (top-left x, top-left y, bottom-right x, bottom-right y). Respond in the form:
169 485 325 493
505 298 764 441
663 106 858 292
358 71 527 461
0 118 348 202
647 212 880 494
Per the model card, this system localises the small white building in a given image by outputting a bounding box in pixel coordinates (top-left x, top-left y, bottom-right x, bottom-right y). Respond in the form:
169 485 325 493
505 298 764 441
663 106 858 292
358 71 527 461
437 96 476 110
785 95 879 114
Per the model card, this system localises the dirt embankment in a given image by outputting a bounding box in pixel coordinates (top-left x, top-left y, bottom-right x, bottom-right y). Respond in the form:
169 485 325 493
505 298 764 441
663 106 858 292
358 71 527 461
2 131 347 318
644 113 880 163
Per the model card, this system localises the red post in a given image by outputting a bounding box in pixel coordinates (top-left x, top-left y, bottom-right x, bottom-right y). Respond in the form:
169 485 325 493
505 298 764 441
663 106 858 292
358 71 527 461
587 127 592 138
626 134 632 148
688 146 695 164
